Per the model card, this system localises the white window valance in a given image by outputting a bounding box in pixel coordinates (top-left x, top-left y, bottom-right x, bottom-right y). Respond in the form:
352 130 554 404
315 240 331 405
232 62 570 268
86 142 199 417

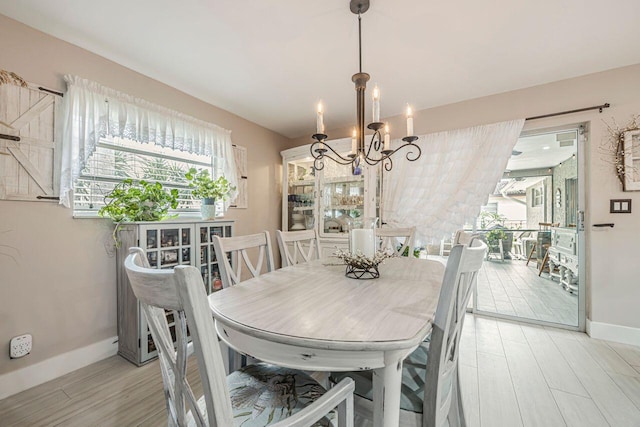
59 75 238 208
382 119 525 243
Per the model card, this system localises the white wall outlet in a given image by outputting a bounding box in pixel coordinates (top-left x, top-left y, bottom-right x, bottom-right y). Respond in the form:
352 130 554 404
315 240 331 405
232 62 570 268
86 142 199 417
10 334 32 359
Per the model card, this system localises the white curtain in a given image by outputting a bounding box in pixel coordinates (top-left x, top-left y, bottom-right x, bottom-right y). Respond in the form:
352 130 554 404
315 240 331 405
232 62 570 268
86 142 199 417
382 119 525 243
59 75 238 208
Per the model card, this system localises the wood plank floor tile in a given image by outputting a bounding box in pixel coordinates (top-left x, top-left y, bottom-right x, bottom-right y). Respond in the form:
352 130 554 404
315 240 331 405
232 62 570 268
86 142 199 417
608 342 640 367
608 372 640 410
521 325 588 397
580 339 640 377
459 363 480 427
502 339 565 426
551 389 610 427
553 337 640 426
497 320 527 344
477 351 523 427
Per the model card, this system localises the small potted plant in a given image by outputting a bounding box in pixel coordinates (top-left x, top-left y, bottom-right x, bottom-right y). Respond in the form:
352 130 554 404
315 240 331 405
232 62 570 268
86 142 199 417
185 168 235 220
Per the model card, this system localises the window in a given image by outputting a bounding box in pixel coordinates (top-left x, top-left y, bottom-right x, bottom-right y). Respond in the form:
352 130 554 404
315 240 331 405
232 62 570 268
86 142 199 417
532 187 543 207
60 75 237 211
73 137 218 215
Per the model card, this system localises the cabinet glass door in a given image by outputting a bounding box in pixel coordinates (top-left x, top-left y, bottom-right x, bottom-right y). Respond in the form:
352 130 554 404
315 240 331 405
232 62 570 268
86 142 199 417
320 157 366 237
285 157 316 231
139 224 193 362
197 223 233 294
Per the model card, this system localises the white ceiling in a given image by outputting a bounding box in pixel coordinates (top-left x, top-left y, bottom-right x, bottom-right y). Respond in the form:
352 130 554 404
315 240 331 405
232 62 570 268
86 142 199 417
507 130 577 171
1 0 639 139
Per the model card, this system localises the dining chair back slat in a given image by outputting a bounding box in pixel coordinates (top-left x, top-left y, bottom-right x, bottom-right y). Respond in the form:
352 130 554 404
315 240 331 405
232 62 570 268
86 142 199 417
276 229 321 267
212 231 275 288
376 226 417 257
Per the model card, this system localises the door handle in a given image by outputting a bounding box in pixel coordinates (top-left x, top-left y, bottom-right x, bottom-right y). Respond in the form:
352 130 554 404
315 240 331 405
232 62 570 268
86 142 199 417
577 210 585 231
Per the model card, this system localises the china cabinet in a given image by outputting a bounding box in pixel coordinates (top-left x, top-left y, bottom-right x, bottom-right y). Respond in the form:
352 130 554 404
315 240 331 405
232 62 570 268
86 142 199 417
281 138 379 258
116 219 234 365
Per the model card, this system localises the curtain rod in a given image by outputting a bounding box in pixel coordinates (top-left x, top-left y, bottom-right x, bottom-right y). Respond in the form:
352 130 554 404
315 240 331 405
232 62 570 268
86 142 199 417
526 103 610 121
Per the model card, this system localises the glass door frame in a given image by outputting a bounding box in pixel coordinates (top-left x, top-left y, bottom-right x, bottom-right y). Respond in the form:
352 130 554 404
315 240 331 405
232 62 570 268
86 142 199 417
471 123 587 332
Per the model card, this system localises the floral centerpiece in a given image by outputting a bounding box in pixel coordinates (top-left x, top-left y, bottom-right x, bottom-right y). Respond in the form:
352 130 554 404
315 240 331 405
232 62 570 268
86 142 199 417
334 248 393 279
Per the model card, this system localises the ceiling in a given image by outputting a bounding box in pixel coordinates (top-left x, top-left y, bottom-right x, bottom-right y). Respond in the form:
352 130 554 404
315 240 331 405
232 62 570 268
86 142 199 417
1 0 639 139
507 130 577 171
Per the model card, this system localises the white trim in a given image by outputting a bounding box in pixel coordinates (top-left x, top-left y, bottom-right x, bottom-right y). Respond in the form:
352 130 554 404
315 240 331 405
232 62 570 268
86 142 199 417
0 336 118 400
587 319 640 346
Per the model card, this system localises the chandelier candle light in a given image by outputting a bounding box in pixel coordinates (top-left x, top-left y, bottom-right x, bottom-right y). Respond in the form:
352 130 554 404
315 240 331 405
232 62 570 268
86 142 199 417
310 0 422 172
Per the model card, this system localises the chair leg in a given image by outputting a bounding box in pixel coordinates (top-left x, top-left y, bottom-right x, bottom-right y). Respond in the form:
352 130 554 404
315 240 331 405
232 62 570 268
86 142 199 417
448 367 466 427
538 247 550 277
525 242 536 266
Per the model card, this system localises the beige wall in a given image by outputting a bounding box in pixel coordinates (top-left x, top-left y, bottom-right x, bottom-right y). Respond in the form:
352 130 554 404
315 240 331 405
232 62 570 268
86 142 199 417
291 64 640 331
0 14 289 374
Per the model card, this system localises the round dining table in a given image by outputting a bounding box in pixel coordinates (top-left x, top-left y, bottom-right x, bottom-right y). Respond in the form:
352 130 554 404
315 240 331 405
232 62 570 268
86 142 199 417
208 257 445 427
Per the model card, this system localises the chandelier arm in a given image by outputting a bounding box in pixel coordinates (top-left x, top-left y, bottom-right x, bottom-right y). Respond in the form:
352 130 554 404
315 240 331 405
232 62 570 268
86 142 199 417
382 141 422 163
310 141 356 170
364 130 381 159
383 155 393 172
372 130 382 151
313 157 326 171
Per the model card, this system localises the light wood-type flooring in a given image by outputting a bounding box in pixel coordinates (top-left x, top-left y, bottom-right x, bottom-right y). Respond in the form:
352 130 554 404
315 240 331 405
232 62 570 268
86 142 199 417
476 259 579 326
1 315 639 426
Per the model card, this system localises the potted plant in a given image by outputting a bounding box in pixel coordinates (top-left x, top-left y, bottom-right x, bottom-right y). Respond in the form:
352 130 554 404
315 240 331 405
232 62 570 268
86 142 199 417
99 179 179 222
184 168 235 220
99 179 179 244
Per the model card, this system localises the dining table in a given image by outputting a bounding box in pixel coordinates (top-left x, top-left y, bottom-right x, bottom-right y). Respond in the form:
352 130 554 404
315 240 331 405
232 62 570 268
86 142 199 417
208 256 446 427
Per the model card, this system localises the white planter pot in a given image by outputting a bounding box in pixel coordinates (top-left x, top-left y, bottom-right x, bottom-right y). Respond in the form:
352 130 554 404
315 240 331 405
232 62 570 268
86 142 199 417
200 198 217 220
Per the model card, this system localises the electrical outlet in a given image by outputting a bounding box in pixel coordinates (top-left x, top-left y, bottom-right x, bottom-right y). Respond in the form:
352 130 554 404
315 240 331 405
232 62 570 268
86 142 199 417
10 334 32 359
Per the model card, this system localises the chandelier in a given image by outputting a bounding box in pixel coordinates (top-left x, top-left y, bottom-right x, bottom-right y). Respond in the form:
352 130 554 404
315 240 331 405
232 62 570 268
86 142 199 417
310 0 421 172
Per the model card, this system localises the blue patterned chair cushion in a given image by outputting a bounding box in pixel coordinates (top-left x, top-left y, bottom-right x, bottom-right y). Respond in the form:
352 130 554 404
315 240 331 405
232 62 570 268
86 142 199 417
331 337 445 415
227 363 333 426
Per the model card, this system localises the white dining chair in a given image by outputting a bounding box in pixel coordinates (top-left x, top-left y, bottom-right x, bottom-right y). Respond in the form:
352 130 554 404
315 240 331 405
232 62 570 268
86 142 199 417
332 240 487 427
124 247 355 427
376 226 417 257
212 231 275 289
276 229 321 267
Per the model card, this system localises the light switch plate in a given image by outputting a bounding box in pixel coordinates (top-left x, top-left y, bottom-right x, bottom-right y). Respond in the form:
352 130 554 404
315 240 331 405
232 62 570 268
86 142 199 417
610 199 632 213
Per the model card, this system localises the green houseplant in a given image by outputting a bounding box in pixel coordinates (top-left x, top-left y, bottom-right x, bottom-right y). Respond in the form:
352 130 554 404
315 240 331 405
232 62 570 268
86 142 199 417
99 179 179 222
184 168 235 220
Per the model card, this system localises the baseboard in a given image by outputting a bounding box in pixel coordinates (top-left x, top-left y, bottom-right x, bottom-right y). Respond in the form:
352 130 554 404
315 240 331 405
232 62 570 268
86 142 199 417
587 319 640 346
0 336 118 400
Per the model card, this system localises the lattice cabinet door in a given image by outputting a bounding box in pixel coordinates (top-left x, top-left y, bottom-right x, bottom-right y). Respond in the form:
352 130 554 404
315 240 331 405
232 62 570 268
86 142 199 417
196 221 234 293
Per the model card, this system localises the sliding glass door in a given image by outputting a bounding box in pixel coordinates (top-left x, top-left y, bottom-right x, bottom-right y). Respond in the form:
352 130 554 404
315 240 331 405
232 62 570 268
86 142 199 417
472 125 586 330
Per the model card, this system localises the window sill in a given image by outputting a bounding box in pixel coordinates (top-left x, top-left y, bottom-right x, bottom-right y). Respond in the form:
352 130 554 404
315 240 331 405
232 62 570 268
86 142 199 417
73 212 228 222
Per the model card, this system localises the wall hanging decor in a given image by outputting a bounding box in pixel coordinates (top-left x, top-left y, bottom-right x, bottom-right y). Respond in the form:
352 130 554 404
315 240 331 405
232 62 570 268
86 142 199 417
602 115 640 191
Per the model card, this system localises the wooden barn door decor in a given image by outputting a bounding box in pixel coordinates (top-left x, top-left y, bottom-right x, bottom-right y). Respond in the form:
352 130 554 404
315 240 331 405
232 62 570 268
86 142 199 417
0 71 61 202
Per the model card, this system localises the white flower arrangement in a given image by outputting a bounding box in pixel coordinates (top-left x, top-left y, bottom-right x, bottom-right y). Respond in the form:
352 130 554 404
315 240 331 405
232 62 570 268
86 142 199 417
334 248 394 269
